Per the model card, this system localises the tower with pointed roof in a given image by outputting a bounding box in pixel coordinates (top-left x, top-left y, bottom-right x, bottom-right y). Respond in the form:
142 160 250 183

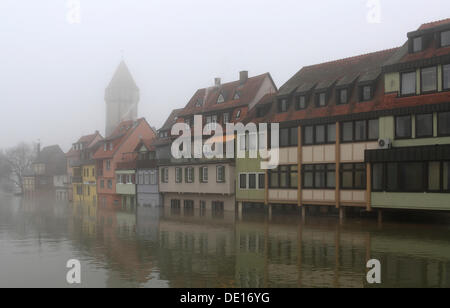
105 60 140 137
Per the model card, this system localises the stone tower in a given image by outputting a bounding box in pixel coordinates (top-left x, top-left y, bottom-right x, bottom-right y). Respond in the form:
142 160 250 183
105 60 139 137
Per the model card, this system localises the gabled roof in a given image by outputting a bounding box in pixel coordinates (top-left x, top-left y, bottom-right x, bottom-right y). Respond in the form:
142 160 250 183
66 131 103 157
159 108 184 132
278 48 399 97
134 139 155 152
93 118 150 160
106 60 139 91
178 73 274 117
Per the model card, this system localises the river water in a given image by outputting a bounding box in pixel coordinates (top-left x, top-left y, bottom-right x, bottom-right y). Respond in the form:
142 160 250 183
0 193 449 288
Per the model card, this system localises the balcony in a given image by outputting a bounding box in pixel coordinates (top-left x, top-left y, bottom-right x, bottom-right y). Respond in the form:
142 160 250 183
116 183 136 195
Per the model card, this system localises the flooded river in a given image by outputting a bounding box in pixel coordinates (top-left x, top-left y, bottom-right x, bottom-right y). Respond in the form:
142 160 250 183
0 193 449 288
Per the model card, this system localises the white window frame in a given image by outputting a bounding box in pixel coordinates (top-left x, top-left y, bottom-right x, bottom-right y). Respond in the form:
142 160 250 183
201 166 208 183
175 167 182 183
216 165 225 183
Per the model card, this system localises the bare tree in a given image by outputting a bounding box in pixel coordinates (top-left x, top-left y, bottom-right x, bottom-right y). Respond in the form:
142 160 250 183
3 143 35 194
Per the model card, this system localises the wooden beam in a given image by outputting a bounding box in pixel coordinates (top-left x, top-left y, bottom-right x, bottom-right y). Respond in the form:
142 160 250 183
298 126 303 208
335 122 341 209
366 162 372 212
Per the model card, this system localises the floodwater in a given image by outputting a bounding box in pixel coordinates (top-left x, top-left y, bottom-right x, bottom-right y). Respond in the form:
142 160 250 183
0 193 449 288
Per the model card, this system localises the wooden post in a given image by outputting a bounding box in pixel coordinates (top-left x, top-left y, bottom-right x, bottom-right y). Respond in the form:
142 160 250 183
237 202 243 221
339 207 345 223
378 209 383 225
268 204 273 221
264 169 269 206
298 126 303 208
366 162 372 212
335 122 341 209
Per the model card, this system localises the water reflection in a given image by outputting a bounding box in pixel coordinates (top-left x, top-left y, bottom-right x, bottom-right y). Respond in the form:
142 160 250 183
0 193 449 288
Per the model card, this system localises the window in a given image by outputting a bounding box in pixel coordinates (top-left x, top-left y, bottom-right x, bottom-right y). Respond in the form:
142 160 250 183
106 160 111 170
438 112 450 136
175 167 182 183
236 110 241 119
185 167 194 183
421 67 437 93
416 114 433 138
161 168 169 183
342 121 353 142
444 64 450 90
444 162 450 191
413 36 422 53
395 116 412 138
327 124 337 143
401 72 416 96
100 180 104 189
144 173 150 185
217 93 225 104
316 93 327 107
171 199 181 210
200 167 208 183
248 174 257 189
315 125 326 144
361 85 372 101
150 171 157 185
240 174 247 189
441 30 450 47
338 89 348 104
280 127 298 147
258 173 265 189
372 163 384 192
278 99 289 113
234 91 240 100
304 126 314 145
302 164 336 189
296 96 307 110
340 163 366 189
354 120 367 141
368 119 379 140
428 162 441 191
216 166 225 183
196 98 203 107
269 165 298 189
107 180 112 189
303 124 336 145
212 201 224 218
223 112 230 124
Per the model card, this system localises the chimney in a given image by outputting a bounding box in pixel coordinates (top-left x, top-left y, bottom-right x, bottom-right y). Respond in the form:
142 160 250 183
214 78 221 87
240 71 248 84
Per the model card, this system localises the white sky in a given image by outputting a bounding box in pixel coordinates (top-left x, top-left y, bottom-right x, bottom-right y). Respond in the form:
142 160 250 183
1 0 449 151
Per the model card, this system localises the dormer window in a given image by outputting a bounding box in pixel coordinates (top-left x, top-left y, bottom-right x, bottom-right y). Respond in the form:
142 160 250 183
413 36 423 53
236 110 241 119
360 85 373 102
295 96 307 110
195 98 203 107
315 93 327 107
233 91 240 100
278 99 289 113
217 93 225 104
103 143 107 151
441 30 450 48
338 89 348 105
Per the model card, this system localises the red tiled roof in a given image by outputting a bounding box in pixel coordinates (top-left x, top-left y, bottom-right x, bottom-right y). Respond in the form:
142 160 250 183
93 118 145 159
178 73 273 117
159 108 184 131
419 18 450 31
66 131 103 157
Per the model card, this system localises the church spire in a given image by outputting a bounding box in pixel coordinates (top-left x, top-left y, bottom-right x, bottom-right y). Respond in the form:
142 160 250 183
105 60 140 137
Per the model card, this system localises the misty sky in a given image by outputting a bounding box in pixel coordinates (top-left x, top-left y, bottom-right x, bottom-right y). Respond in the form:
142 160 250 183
1 0 449 152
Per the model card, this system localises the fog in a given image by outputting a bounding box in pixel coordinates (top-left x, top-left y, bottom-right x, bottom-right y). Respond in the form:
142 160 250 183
1 0 449 151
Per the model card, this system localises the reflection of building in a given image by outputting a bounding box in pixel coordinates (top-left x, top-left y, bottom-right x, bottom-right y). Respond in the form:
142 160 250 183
135 139 162 207
23 145 68 200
